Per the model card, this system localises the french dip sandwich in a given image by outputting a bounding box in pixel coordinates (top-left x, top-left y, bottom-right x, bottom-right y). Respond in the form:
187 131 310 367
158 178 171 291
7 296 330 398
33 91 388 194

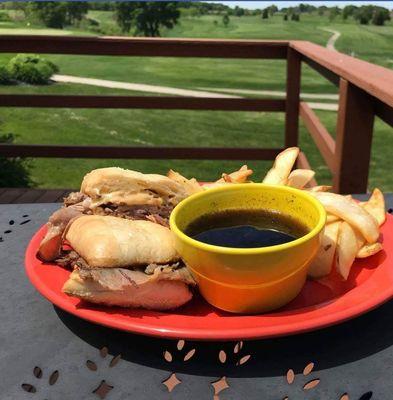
38 167 202 261
59 216 195 310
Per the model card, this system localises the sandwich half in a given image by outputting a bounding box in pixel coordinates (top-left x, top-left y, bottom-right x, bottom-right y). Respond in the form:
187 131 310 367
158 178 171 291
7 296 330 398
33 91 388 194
58 215 195 310
38 167 201 261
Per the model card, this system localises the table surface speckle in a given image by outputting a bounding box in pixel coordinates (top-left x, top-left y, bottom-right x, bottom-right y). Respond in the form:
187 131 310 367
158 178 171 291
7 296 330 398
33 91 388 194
1 197 392 400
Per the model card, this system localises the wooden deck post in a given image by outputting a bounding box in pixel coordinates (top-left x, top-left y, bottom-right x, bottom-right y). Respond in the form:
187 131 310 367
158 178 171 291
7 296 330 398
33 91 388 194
333 78 375 194
285 47 302 148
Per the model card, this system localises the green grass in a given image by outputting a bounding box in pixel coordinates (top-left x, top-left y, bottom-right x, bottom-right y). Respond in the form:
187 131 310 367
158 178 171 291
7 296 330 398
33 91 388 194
0 11 392 190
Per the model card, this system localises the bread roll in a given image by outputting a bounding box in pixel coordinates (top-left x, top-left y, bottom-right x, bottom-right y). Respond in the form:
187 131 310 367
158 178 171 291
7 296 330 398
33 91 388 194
65 215 179 268
80 167 197 208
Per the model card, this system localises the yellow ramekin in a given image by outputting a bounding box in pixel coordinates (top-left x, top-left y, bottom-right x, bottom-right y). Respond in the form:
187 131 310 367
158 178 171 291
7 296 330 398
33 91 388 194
170 183 326 314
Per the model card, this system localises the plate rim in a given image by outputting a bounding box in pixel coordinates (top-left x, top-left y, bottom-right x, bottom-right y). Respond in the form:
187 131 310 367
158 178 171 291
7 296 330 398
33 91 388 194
25 215 393 341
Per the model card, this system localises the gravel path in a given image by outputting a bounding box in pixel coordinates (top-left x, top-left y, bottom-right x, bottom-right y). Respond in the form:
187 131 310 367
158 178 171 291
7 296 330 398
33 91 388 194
52 74 338 111
52 74 240 98
320 28 341 51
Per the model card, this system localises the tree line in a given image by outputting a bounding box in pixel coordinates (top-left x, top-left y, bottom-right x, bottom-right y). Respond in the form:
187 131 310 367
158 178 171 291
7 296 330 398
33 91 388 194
1 1 180 36
1 1 391 36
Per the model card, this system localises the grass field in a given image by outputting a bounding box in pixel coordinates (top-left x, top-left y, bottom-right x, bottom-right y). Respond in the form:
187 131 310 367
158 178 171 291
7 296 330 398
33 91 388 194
0 10 392 190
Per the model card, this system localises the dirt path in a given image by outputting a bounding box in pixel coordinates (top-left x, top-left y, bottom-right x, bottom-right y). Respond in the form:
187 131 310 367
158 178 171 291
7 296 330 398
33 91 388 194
52 74 240 98
52 74 338 111
320 28 341 51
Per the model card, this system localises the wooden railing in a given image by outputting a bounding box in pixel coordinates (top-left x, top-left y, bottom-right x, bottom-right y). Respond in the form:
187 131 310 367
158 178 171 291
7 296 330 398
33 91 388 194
0 36 392 194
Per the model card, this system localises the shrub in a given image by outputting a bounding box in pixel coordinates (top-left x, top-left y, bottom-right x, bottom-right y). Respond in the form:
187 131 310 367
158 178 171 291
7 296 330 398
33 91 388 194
0 12 11 22
0 64 13 84
291 13 300 21
0 133 33 188
7 54 59 84
372 8 390 26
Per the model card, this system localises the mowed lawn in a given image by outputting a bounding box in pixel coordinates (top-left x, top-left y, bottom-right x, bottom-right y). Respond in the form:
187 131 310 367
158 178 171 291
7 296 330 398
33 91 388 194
0 12 392 190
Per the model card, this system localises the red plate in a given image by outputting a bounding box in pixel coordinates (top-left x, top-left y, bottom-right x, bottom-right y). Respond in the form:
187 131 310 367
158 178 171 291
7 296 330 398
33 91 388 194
25 215 393 341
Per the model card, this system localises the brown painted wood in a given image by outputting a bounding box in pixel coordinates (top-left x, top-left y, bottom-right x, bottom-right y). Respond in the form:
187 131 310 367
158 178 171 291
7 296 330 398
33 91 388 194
303 58 339 86
333 79 375 194
374 99 393 128
297 151 318 186
291 41 393 108
14 189 47 204
0 95 285 112
34 189 71 203
299 102 336 172
0 189 73 203
0 188 27 204
0 144 284 160
285 47 301 147
0 36 288 59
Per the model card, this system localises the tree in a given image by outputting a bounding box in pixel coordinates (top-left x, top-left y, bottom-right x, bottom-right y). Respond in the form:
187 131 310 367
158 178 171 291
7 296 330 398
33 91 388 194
64 2 88 25
372 7 390 26
291 13 300 22
28 1 67 29
342 5 358 20
222 14 229 27
268 5 278 16
89 2 115 11
262 8 269 19
318 6 327 16
114 2 134 33
132 2 180 37
329 6 341 22
299 4 316 13
355 6 374 25
283 14 288 21
233 6 245 17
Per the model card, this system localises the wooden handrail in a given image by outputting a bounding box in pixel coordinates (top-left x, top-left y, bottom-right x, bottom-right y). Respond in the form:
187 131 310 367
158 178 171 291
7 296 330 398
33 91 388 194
0 144 284 160
299 102 336 173
0 35 288 59
0 95 285 111
291 41 393 109
333 79 375 193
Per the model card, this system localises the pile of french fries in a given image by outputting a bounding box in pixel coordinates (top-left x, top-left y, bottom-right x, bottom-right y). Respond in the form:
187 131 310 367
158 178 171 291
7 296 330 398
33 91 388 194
171 147 386 281
261 147 386 280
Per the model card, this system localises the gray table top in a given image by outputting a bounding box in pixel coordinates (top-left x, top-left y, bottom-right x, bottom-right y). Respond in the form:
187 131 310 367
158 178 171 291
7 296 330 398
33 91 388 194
1 197 392 400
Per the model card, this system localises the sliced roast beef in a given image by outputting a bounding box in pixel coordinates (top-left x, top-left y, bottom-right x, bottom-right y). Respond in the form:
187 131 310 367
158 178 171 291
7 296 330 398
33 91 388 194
63 191 172 226
38 207 83 261
63 265 195 310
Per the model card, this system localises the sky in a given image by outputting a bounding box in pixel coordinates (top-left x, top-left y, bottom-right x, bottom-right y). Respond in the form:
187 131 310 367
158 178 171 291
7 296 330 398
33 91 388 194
210 1 393 9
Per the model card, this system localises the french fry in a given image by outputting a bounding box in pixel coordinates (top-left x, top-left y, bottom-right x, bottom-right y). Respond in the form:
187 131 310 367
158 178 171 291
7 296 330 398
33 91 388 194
200 182 227 190
287 169 315 189
217 165 253 184
310 192 379 244
357 242 383 258
167 170 202 194
307 185 332 193
360 188 386 227
326 214 340 224
308 221 340 279
336 222 360 280
263 147 299 185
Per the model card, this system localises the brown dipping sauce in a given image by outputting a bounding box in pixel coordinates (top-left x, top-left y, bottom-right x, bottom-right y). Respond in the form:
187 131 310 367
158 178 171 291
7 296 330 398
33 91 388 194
185 209 309 248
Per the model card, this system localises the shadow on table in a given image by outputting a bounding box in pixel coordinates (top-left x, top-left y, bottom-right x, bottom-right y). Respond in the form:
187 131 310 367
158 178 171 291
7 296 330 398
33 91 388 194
55 298 393 378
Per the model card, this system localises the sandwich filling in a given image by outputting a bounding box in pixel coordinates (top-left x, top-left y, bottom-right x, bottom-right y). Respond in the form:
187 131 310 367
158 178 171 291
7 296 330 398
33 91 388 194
63 191 172 227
